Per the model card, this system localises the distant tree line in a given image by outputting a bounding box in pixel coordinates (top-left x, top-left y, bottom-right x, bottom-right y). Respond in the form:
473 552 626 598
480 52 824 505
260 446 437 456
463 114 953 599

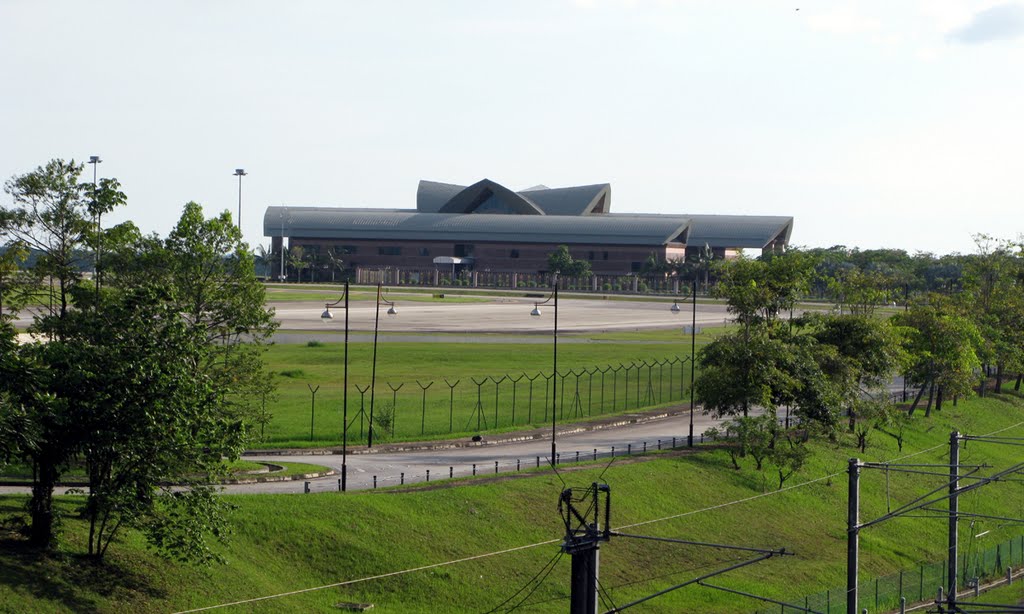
697 238 1024 487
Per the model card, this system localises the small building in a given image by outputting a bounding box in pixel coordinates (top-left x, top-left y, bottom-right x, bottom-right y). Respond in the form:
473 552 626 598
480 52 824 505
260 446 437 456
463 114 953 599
263 179 792 278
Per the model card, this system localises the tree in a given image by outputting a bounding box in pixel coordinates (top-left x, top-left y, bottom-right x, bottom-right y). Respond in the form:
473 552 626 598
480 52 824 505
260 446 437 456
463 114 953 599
2 182 276 559
2 159 92 319
546 245 591 278
771 434 810 490
894 299 982 416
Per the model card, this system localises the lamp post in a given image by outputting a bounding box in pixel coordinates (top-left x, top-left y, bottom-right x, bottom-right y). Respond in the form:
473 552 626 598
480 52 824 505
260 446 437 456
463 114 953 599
669 281 698 447
233 168 247 232
320 280 350 490
278 209 288 282
531 274 558 465
368 282 397 448
88 155 102 298
689 278 697 447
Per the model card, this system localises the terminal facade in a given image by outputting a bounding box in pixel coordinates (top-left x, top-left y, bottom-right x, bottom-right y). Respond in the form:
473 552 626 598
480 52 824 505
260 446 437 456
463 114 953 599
263 179 793 277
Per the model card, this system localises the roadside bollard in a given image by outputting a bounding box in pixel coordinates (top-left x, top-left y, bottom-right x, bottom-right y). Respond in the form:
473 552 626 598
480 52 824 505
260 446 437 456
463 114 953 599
701 433 704 444
517 459 521 471
643 441 647 453
536 456 540 468
401 472 404 485
611 446 615 458
373 476 377 489
575 451 579 463
472 463 476 476
658 439 661 450
672 437 676 448
449 466 453 478
494 461 498 474
426 469 430 482
900 596 906 614
556 452 560 465
593 448 597 461
304 481 310 494
337 479 342 492
627 443 631 455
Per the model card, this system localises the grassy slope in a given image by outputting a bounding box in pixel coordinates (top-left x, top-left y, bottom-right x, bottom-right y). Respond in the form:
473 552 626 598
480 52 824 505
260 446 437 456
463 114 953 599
2 392 1024 613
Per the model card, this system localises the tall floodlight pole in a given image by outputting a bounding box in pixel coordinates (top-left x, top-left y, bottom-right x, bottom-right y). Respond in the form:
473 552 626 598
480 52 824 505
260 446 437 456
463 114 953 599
531 274 558 465
320 281 351 490
368 282 397 448
279 209 288 282
88 155 102 298
689 277 697 447
233 168 247 232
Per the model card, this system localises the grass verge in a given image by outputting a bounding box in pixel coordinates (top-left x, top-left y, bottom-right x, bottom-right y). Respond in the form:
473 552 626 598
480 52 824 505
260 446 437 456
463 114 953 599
2 392 1023 612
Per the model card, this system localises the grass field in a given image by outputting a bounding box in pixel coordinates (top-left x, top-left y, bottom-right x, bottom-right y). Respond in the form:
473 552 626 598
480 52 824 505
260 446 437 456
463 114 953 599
3 392 1022 613
258 335 716 447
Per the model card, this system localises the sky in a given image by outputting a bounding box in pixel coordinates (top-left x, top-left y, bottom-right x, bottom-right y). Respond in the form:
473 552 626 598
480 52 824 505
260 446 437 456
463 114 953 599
2 0 1022 255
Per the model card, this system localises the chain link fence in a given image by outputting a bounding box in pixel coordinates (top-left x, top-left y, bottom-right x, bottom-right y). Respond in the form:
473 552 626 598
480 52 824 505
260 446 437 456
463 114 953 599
754 535 1024 613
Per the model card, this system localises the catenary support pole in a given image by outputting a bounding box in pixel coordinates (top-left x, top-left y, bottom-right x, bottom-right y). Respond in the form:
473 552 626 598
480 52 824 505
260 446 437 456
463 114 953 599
947 431 960 610
689 277 697 447
848 457 861 614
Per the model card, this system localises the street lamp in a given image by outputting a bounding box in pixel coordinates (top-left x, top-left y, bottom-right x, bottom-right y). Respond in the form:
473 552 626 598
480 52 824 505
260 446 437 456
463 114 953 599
233 168 247 231
88 155 102 298
368 282 397 448
530 274 558 465
320 281 351 490
278 209 289 282
669 284 698 447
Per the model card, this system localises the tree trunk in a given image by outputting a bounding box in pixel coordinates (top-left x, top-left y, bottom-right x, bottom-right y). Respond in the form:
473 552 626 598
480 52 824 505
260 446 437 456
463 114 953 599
935 386 943 412
995 364 1003 394
1015 373 1022 391
908 381 928 416
924 380 935 417
28 459 58 549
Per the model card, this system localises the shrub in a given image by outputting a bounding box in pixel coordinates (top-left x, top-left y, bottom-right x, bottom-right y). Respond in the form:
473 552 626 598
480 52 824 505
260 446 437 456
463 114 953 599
279 369 306 378
306 340 325 348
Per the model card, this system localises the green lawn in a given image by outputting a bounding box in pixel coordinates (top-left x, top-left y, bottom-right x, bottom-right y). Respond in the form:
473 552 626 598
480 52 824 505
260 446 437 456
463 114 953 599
258 339 710 447
2 392 1023 612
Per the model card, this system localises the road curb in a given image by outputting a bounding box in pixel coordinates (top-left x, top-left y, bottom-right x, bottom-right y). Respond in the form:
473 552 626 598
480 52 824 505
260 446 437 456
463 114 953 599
244 406 693 457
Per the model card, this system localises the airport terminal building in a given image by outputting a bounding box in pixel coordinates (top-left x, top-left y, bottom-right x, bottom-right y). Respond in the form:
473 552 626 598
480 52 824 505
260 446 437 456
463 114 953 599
263 179 793 278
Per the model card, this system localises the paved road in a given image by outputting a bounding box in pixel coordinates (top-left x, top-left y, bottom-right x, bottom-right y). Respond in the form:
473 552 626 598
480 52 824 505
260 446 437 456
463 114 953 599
0 409 734 497
228 409 733 494
273 296 736 335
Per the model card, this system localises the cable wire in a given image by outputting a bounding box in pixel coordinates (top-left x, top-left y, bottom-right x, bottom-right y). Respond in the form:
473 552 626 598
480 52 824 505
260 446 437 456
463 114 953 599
482 549 563 614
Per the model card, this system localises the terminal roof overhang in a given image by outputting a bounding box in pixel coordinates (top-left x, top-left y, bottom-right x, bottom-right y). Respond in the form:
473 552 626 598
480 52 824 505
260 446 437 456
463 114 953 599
264 178 793 250
264 207 691 246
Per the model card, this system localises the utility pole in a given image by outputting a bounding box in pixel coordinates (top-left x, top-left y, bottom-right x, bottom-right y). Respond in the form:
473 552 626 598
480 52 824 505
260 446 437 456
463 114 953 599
561 483 611 614
847 457 860 614
947 431 960 611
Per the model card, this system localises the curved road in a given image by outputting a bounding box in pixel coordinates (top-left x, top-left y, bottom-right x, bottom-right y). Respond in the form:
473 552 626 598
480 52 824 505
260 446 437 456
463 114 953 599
229 409 733 494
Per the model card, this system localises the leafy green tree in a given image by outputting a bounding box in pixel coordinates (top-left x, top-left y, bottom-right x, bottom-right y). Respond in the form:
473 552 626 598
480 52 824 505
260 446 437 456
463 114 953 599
2 159 93 318
546 244 591 278
960 236 1024 394
894 298 982 416
1 181 275 558
770 433 810 490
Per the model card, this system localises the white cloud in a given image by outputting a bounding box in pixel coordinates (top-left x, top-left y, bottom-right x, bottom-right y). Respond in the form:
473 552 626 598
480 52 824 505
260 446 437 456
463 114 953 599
948 2 1024 43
